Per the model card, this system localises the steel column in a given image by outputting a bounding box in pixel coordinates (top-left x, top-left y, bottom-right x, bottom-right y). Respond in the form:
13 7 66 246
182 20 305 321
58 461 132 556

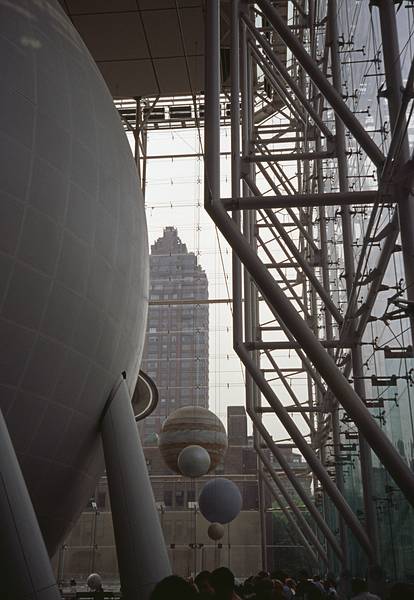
0 409 61 600
101 378 171 600
328 0 380 564
377 0 414 338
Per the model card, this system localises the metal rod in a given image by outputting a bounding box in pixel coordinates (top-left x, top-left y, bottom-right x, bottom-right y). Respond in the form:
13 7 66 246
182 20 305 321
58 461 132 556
222 190 378 209
246 340 349 350
328 0 380 563
256 0 385 168
243 13 333 140
261 472 319 568
238 342 370 558
257 443 328 564
244 177 343 325
377 0 414 339
255 442 331 565
248 150 334 162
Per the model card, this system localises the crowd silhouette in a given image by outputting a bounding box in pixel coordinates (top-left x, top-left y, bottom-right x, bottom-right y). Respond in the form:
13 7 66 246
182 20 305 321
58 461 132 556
150 568 414 600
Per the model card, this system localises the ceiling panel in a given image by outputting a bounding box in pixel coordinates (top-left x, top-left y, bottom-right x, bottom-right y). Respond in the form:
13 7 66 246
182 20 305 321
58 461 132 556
65 0 138 14
141 9 183 59
72 12 149 62
58 0 232 98
98 59 158 98
154 55 204 96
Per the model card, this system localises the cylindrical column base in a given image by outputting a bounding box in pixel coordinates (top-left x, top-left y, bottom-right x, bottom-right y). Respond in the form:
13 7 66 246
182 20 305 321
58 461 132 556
101 378 171 600
0 410 61 600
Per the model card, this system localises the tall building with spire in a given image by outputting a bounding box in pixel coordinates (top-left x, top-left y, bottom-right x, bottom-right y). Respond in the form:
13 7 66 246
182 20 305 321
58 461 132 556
141 227 209 444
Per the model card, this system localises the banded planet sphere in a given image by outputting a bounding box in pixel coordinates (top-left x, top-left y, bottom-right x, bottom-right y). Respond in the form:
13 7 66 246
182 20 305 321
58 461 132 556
158 406 228 474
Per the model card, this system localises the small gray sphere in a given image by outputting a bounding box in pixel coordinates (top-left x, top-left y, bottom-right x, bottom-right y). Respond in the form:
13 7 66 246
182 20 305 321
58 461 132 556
207 522 224 541
198 478 242 524
178 445 211 478
87 573 102 590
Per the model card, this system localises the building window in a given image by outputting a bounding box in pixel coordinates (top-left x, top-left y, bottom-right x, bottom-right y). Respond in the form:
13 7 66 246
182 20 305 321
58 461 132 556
175 490 184 507
164 490 173 507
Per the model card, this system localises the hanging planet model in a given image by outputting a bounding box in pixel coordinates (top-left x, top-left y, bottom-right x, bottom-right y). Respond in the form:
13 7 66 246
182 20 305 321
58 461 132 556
87 573 103 591
177 444 211 478
198 478 242 524
207 522 225 541
158 406 227 474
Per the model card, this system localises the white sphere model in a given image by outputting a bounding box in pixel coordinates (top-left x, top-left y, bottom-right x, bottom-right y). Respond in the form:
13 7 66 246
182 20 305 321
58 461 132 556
208 522 225 541
178 445 211 478
87 573 102 590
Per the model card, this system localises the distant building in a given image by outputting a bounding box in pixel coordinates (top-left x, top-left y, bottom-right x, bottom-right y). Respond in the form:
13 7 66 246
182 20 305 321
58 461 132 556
141 226 209 444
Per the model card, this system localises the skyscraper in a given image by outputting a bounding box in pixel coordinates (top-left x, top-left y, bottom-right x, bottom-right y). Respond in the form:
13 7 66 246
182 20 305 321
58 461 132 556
141 227 209 444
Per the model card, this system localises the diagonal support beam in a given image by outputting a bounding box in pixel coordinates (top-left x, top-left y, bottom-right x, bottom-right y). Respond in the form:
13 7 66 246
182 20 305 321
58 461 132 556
257 446 327 566
260 471 320 568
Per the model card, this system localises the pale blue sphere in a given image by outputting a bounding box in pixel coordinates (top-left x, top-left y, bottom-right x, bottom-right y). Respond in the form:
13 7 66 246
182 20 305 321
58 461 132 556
198 478 242 524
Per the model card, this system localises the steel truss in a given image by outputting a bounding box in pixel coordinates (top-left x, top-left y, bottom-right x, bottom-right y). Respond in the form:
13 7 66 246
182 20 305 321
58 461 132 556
204 0 414 573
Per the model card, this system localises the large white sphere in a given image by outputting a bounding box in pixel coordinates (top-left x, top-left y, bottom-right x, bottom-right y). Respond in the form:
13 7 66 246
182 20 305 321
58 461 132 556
87 573 102 590
0 0 148 554
158 406 227 474
208 522 225 541
178 445 211 478
198 478 242 524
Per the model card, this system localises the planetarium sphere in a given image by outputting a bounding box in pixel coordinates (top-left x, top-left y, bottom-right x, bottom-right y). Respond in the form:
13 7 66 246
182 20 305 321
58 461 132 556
0 0 148 554
158 406 228 474
207 522 225 541
198 478 242 524
87 573 103 591
177 444 211 478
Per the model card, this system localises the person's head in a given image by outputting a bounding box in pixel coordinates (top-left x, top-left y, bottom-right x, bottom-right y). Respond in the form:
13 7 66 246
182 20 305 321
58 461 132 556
211 567 235 598
273 579 284 600
313 575 321 582
195 570 214 595
389 582 414 600
258 570 270 579
271 570 287 583
150 575 198 600
325 577 336 590
254 577 273 596
286 578 296 590
351 578 367 596
298 570 310 582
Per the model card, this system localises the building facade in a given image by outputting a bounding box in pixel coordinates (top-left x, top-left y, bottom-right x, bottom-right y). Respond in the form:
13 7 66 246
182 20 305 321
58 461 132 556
141 226 209 444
